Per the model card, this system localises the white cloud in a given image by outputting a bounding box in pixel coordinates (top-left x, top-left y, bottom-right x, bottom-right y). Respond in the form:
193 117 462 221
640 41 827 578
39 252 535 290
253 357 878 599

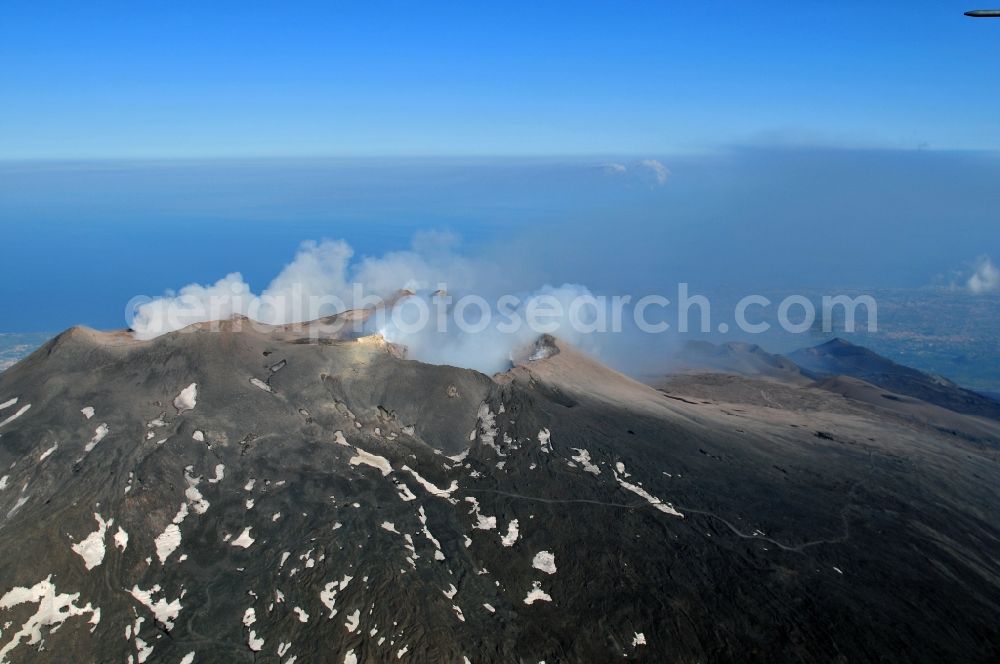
600 159 670 187
637 159 670 186
967 255 1000 294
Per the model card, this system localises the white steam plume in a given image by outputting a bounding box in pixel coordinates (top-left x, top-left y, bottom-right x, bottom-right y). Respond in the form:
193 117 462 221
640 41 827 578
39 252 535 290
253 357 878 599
132 233 476 336
129 233 608 374
374 284 603 373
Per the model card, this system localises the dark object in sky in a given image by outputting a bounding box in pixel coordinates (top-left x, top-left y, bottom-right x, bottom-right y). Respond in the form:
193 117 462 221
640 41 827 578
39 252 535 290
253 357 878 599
966 9 1000 16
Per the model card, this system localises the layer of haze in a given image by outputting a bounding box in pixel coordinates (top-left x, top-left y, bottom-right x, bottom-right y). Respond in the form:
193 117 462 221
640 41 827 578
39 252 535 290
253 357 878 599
2 152 998 370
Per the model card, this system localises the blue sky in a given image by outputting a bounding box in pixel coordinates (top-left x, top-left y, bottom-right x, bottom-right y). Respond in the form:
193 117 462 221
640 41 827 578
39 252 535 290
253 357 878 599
1 2 998 337
2 1 998 158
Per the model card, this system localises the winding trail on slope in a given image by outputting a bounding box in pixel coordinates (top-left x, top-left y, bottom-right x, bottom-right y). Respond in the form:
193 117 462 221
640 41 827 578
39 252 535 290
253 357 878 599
464 488 853 554
465 488 650 510
671 504 853 553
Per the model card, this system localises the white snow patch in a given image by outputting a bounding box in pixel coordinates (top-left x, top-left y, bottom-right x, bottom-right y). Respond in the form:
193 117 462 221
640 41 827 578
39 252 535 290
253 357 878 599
0 404 30 429
171 501 189 524
632 632 646 646
570 448 600 475
349 448 392 476
249 377 272 392
173 383 198 412
192 430 205 442
319 575 353 618
0 398 17 411
135 637 154 662
344 609 360 633
396 482 417 502
7 495 29 519
83 423 109 453
500 519 520 547
483 603 496 613
80 406 94 420
447 449 469 463
247 630 264 651
71 512 109 570
129 584 182 630
612 464 683 518
231 527 255 548
114 527 129 552
464 497 497 530
179 653 195 664
532 551 557 575
0 476 7 491
417 506 445 560
523 581 552 605
39 443 58 462
0 576 100 662
475 403 500 452
208 464 225 484
537 428 552 453
403 465 458 499
293 606 309 623
380 521 400 534
184 467 210 514
155 517 183 564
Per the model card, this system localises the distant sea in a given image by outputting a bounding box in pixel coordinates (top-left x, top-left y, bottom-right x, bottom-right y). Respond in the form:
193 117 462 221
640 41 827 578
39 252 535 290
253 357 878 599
0 332 52 371
2 156 998 393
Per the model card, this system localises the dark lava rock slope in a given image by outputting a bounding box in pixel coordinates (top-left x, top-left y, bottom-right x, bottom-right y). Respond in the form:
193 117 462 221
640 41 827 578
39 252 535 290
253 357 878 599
0 324 998 663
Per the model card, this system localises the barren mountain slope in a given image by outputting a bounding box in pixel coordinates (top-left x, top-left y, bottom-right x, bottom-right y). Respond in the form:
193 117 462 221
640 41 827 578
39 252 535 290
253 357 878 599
0 326 998 663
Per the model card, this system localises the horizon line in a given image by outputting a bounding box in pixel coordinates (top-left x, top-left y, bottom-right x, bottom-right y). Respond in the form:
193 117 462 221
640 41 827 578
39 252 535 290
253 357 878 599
0 144 996 164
